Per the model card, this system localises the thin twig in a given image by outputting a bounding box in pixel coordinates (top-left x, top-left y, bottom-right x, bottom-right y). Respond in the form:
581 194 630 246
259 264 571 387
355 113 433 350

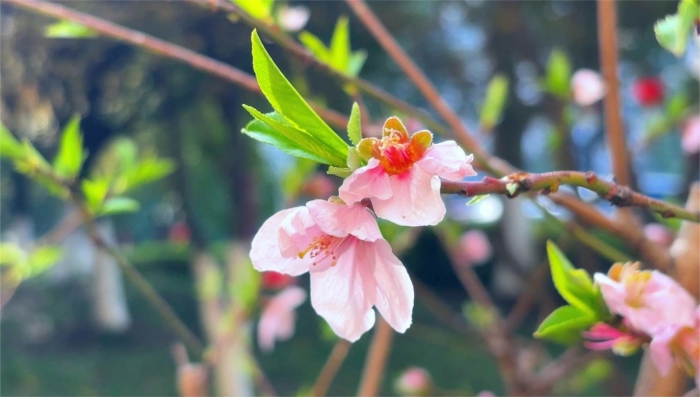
440 171 699 222
598 0 631 187
530 348 602 395
3 0 348 130
356 317 393 397
311 340 352 397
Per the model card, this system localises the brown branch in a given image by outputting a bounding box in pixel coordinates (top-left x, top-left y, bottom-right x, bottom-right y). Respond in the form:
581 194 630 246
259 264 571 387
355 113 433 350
440 171 699 222
357 317 393 397
598 0 631 187
530 348 602 395
3 0 348 130
311 340 352 397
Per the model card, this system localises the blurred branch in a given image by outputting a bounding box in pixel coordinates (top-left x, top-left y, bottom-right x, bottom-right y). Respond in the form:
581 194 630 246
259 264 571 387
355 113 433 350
530 347 602 395
597 0 631 187
3 0 348 130
357 317 394 397
311 340 352 397
441 171 700 222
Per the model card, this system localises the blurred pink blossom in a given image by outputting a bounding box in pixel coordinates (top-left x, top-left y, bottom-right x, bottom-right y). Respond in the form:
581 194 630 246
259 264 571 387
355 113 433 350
649 307 700 386
458 229 492 266
261 271 294 290
257 286 306 352
275 5 310 32
594 263 696 337
303 173 336 199
682 116 700 155
571 69 606 106
340 117 475 227
476 392 496 397
250 198 414 342
643 223 675 247
582 322 644 356
394 367 432 396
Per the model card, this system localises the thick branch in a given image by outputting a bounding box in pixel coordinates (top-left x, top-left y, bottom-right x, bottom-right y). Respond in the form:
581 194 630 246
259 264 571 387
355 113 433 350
598 0 631 186
440 171 700 222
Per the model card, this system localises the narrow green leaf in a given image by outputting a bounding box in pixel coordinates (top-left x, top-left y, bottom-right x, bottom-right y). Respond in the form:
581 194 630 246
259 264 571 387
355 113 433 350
480 75 509 130
45 20 97 38
299 31 330 62
0 122 25 161
467 195 490 205
347 102 362 145
243 106 346 166
121 157 175 193
327 166 353 178
82 178 110 212
546 49 572 99
232 0 274 20
534 305 596 344
347 50 367 77
53 115 85 178
26 246 62 277
251 30 349 158
99 197 141 216
547 241 608 317
0 243 25 266
330 16 350 72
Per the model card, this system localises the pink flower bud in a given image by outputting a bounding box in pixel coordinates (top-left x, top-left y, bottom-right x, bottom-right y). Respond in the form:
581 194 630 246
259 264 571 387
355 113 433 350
394 367 432 396
633 77 664 107
682 116 700 155
476 392 496 397
261 271 294 290
168 222 191 245
571 69 606 106
644 223 674 247
458 230 492 266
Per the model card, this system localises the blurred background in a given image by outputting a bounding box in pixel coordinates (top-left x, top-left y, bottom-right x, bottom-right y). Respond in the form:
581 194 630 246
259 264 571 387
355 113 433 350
1 0 698 395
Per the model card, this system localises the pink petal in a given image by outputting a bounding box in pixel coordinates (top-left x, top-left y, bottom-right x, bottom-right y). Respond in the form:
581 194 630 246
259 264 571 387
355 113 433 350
309 237 377 342
571 69 606 106
649 324 681 375
306 199 382 242
593 273 630 317
339 158 393 205
417 141 476 181
371 167 445 227
251 208 311 276
257 286 307 352
367 239 414 333
682 116 700 155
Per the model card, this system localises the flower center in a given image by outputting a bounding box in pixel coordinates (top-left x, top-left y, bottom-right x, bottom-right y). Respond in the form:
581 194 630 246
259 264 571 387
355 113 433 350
298 233 343 267
609 262 651 308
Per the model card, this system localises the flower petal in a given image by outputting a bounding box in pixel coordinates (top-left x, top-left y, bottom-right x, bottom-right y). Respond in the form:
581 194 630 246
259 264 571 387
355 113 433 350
310 237 376 342
250 208 311 276
307 199 382 242
257 286 306 352
368 239 414 333
371 167 445 227
338 158 392 205
649 324 682 375
417 141 476 181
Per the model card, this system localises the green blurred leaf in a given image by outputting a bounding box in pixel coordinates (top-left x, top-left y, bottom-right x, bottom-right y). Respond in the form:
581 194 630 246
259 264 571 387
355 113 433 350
299 31 330 61
243 106 346 166
547 241 609 318
330 16 350 72
53 115 85 178
232 0 274 20
347 102 362 145
230 262 261 312
0 122 25 161
282 157 317 197
546 49 572 99
120 157 175 193
655 0 699 56
480 75 509 130
534 304 596 344
197 261 223 301
666 91 689 120
82 178 110 212
463 302 497 330
45 20 97 38
467 195 490 205
98 197 140 216
347 50 367 77
0 243 25 266
250 30 349 160
26 246 62 277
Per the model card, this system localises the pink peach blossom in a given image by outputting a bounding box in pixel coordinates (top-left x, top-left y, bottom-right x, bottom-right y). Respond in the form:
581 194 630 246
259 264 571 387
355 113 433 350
571 69 606 106
649 307 699 385
594 263 696 337
643 223 674 247
476 392 496 397
582 322 644 356
250 199 414 342
682 115 700 155
394 367 432 396
458 229 492 266
257 286 306 352
340 117 475 227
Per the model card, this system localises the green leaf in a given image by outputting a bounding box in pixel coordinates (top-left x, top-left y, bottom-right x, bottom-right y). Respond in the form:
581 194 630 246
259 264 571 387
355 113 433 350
480 75 509 130
346 147 364 170
243 106 346 166
120 157 175 193
666 91 689 121
0 122 25 161
26 246 62 277
250 30 349 158
546 49 572 99
282 157 317 197
327 166 353 178
654 0 699 56
534 305 596 344
0 243 25 266
230 261 261 312
45 20 97 38
330 16 350 72
98 197 140 216
347 50 367 77
467 195 490 205
82 178 110 212
232 0 274 20
547 241 608 318
53 115 85 178
299 31 330 62
347 102 362 145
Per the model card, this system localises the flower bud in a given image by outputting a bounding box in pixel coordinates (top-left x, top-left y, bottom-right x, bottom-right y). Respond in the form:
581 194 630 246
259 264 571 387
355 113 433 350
261 271 293 290
571 69 606 106
633 77 664 107
394 367 433 396
643 223 674 247
458 230 492 266
168 222 191 245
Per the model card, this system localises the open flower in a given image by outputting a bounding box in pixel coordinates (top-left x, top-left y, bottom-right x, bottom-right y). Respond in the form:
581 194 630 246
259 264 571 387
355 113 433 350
250 198 414 342
594 263 696 336
339 117 475 227
257 286 306 352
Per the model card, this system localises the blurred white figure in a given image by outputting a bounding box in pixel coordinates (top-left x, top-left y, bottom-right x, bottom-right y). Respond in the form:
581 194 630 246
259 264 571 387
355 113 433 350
276 5 310 33
495 200 537 298
92 219 131 332
571 69 606 107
